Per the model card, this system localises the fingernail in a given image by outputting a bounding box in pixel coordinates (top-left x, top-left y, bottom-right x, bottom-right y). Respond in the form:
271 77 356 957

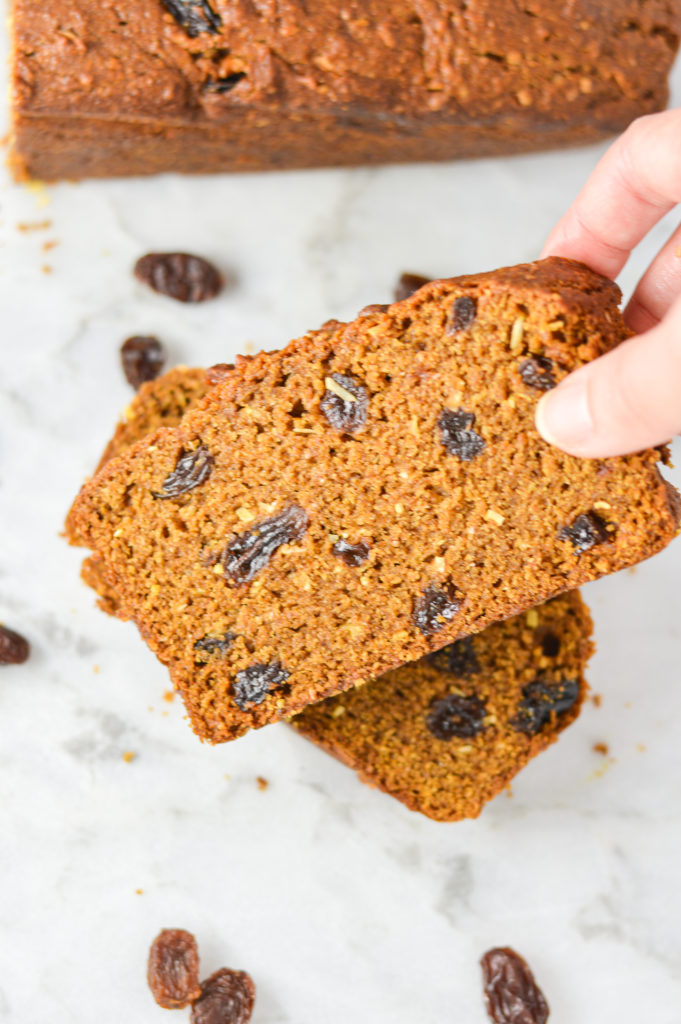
535 375 594 452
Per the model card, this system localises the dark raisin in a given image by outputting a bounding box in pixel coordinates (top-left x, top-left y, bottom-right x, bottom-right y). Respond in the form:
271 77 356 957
152 445 214 499
560 512 610 553
428 635 480 677
540 631 561 657
332 539 370 566
413 583 462 636
191 969 255 1024
480 947 549 1024
0 625 30 665
518 356 556 392
204 72 247 93
194 632 235 657
320 373 369 433
222 505 308 585
205 363 235 387
147 929 201 1010
161 0 221 37
358 303 389 317
511 678 580 735
134 253 222 303
449 295 477 332
394 272 431 302
233 661 290 711
120 336 166 389
426 693 486 740
438 408 486 461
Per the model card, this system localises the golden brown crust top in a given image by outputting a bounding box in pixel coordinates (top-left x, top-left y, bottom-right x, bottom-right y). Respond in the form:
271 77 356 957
70 258 679 743
12 0 680 125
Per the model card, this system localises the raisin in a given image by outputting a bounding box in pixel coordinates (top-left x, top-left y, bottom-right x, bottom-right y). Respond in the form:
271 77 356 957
426 693 486 740
394 272 431 302
206 363 236 386
194 633 235 657
438 409 486 461
560 512 610 553
518 356 556 392
222 505 308 585
332 539 370 566
480 947 549 1024
205 73 247 93
148 929 201 1010
161 0 221 37
358 303 390 316
428 635 480 677
413 583 462 636
134 253 222 303
449 295 477 332
0 625 30 665
191 969 255 1024
233 661 290 711
320 373 369 433
511 677 580 735
120 336 166 389
152 445 214 499
540 631 561 657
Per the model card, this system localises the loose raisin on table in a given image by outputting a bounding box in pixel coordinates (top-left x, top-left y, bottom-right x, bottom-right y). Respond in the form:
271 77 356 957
394 272 430 302
152 445 214 499
191 968 255 1024
233 661 290 711
426 693 486 740
560 512 610 553
511 677 580 735
413 583 462 636
194 633 235 657
449 295 477 332
0 625 30 665
320 373 369 433
428 635 480 677
518 356 556 392
148 928 201 1010
134 252 222 303
161 0 221 36
332 539 370 566
120 336 166 389
438 409 486 461
222 505 308 585
480 946 549 1024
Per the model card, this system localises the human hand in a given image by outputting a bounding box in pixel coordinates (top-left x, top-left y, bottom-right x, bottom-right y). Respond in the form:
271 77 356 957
536 108 681 458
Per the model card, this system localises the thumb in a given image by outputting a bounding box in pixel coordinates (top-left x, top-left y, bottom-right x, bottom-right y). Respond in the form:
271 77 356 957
535 292 681 457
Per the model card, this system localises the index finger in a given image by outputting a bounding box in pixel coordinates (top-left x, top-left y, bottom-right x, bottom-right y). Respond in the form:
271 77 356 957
541 108 681 279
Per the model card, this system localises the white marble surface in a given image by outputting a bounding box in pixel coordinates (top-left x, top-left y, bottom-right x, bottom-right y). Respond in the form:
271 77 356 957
1 22 681 1022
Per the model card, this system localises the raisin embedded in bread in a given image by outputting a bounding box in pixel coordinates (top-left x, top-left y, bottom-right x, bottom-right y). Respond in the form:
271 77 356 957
10 2 681 180
294 593 593 822
69 258 680 743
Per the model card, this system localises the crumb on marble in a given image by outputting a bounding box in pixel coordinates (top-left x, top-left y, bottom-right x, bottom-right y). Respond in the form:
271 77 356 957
163 689 176 703
256 776 269 791
636 743 647 753
41 264 53 275
591 693 602 708
593 741 609 756
93 664 100 674
17 219 51 232
42 239 59 252
122 750 137 763
136 888 144 895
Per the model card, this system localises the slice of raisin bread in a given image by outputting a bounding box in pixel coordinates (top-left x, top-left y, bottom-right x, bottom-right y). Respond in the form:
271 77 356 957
294 592 592 822
69 258 679 743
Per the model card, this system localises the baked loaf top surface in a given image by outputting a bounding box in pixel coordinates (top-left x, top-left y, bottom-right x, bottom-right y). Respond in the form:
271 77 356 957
13 1 680 124
69 257 679 743
294 591 592 822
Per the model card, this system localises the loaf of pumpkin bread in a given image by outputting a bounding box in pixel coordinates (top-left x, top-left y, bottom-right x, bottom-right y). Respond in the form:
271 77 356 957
10 1 681 180
69 257 679 743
